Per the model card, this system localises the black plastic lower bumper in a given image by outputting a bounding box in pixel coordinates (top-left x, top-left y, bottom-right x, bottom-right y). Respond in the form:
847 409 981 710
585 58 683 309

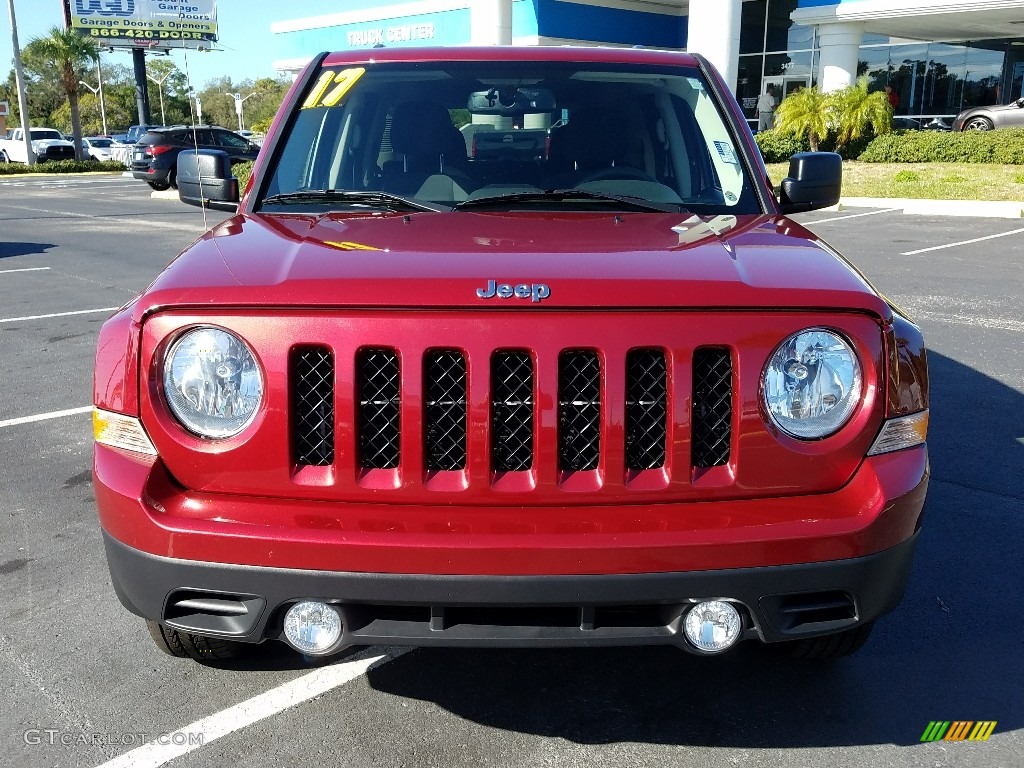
103 531 919 650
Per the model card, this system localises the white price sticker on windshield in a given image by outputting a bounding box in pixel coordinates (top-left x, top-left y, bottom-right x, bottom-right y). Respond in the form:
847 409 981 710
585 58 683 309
714 141 738 165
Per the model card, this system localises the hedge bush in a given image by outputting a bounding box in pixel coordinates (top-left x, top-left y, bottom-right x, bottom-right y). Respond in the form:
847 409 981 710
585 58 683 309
755 129 874 162
859 128 1024 163
233 160 254 192
754 130 810 163
0 159 126 175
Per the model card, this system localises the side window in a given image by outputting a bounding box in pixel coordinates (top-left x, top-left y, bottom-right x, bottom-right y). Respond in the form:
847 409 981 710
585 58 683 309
193 129 216 147
216 131 250 149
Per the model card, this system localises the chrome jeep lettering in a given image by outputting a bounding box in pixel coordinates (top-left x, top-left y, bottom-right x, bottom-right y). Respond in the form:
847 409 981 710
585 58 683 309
476 280 550 303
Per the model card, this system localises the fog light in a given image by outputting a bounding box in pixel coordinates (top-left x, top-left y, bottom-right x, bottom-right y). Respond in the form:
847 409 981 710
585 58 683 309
283 601 343 655
683 600 742 653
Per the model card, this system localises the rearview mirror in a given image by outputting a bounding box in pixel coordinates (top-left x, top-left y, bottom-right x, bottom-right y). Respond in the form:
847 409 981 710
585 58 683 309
468 87 556 115
778 152 842 214
177 149 239 212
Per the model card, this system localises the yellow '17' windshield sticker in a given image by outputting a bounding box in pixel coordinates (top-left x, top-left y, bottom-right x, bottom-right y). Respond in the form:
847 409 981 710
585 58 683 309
302 67 366 109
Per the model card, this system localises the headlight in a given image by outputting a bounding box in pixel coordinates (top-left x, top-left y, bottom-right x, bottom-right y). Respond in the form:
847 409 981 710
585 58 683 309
162 326 263 438
762 328 862 439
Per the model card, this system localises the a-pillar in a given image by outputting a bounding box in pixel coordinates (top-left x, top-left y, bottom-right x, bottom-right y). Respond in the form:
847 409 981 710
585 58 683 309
686 0 742 92
471 0 512 46
818 22 863 92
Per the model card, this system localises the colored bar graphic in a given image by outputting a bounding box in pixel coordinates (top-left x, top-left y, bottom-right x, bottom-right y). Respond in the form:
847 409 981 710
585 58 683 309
921 721 996 742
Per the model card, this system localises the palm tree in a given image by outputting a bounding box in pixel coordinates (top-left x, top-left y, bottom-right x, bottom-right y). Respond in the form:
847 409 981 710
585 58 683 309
831 75 892 152
25 27 99 161
773 85 830 152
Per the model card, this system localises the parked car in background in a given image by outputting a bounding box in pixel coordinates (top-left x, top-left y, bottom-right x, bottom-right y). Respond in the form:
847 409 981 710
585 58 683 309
125 124 160 144
0 127 77 163
953 97 1024 130
130 126 260 190
83 137 116 162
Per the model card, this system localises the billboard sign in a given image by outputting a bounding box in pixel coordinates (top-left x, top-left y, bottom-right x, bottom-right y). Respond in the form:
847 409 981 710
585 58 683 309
67 1 218 50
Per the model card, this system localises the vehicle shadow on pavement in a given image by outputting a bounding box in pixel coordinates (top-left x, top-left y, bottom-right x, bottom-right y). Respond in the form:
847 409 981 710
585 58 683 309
0 241 55 259
363 350 1022 749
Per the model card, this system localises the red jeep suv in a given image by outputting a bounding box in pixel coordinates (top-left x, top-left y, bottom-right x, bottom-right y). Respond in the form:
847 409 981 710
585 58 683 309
93 46 928 662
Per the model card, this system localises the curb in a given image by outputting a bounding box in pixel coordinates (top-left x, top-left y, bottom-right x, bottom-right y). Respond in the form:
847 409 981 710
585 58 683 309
837 197 1024 219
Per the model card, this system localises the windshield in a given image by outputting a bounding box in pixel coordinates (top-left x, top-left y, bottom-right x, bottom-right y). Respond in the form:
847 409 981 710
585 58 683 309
31 130 64 141
88 138 113 147
259 59 758 214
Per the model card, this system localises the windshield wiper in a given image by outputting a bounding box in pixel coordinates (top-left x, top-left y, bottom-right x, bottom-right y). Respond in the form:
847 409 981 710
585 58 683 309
261 190 452 212
455 189 684 213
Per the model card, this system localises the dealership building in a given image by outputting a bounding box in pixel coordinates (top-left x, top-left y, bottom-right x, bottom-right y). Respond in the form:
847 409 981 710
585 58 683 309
271 0 1024 129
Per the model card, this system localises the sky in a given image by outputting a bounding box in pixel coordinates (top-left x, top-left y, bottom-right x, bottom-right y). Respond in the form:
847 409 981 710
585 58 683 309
1 0 385 90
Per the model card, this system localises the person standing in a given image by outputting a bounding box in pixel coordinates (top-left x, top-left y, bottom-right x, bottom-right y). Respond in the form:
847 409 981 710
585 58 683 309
885 84 900 110
757 84 777 132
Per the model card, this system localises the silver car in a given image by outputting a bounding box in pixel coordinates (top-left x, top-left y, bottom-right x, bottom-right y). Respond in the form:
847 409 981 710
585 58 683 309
953 97 1024 131
83 137 115 161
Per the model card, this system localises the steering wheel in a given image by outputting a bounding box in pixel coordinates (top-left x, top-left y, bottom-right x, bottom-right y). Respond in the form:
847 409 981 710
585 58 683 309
577 166 660 184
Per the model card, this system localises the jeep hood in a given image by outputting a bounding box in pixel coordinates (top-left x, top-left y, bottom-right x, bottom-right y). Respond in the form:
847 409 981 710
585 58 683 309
135 211 891 318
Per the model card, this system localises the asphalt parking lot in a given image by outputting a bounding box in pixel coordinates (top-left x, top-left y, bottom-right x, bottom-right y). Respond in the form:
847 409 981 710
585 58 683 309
0 175 1021 768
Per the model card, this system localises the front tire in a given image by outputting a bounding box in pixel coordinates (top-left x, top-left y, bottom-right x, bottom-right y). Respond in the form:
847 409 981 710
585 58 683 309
779 621 875 660
146 620 243 661
963 116 993 131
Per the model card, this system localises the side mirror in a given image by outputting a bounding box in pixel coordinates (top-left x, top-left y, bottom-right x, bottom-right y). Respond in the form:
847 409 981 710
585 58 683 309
177 149 239 212
1016 97 1024 108
778 152 842 214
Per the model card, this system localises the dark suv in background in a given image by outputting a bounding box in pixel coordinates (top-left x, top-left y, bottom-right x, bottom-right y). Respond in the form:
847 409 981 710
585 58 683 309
131 126 259 190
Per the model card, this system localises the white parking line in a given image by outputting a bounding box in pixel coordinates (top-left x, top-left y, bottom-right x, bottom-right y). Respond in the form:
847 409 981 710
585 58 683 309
802 208 900 225
94 647 408 768
0 202 209 233
0 267 51 275
0 307 119 324
900 226 1024 255
0 406 92 429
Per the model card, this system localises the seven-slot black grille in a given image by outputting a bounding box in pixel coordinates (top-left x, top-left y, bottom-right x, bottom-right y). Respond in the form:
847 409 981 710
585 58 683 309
292 346 335 466
491 352 534 471
691 347 733 467
424 351 467 471
558 351 601 471
357 348 401 469
625 349 667 470
291 346 734 478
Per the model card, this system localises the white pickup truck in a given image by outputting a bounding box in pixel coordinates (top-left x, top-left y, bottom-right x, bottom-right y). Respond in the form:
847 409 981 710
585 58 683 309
0 127 77 163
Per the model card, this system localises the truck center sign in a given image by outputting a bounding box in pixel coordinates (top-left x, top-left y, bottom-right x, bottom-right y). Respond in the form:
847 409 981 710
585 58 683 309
66 0 218 49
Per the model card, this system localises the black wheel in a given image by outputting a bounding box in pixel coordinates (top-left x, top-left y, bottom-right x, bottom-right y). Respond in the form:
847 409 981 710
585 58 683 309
963 116 993 131
146 620 188 657
147 179 171 191
779 621 875 659
177 631 243 662
146 620 243 661
0 151 8 162
168 168 177 189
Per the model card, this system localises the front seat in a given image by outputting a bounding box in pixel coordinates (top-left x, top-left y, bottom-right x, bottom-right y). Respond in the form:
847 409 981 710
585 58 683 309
381 101 475 200
544 106 639 188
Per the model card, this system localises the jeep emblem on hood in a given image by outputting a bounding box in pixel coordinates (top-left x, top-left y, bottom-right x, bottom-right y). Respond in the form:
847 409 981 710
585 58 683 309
476 280 551 303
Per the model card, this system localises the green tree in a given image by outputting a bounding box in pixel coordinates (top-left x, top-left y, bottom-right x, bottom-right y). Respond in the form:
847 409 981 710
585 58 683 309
24 27 99 160
831 75 892 152
773 85 831 152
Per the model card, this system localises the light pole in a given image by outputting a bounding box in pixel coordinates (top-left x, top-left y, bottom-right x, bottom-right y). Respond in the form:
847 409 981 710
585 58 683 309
80 58 108 136
6 0 34 164
147 69 170 126
224 92 257 132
